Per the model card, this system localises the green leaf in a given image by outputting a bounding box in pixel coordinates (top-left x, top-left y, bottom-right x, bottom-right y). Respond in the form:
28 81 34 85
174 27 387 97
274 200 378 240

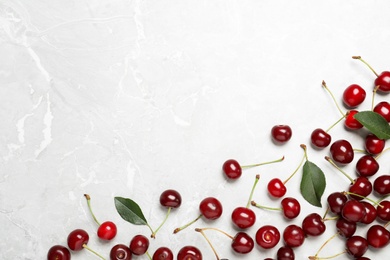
354 111 390 140
300 161 326 207
114 197 148 225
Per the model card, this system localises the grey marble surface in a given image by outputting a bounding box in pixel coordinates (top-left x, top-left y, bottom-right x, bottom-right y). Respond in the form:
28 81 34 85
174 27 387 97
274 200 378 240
1 0 390 259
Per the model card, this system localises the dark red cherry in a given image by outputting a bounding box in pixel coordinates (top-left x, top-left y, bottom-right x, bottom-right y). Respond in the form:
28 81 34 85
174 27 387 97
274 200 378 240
267 178 287 198
376 200 390 221
255 225 280 249
276 246 295 260
366 224 390 248
343 84 366 107
345 110 363 130
159 189 182 208
67 229 89 251
374 101 390 122
311 128 331 148
232 232 254 254
199 197 223 220
341 200 366 223
364 134 385 155
336 217 357 238
346 236 368 258
360 201 377 224
152 247 173 260
98 221 117 241
129 235 149 256
302 213 326 236
327 192 348 214
375 71 390 93
271 125 292 143
222 159 242 179
330 139 354 164
283 225 305 248
177 246 202 260
110 244 132 260
373 175 390 195
280 197 300 219
349 176 372 200
355 155 379 177
231 207 256 229
47 245 71 260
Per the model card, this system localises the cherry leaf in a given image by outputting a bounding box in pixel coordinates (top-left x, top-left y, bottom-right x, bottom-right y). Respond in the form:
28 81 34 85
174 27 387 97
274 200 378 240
300 161 326 207
354 111 390 140
114 197 148 225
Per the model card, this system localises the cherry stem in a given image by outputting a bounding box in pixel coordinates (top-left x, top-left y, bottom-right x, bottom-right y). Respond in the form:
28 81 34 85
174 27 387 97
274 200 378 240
151 207 171 238
84 194 101 226
322 206 330 220
301 144 308 161
173 214 203 234
372 85 380 110
283 146 306 184
82 244 106 260
313 232 339 257
309 250 346 260
343 191 383 207
251 201 281 211
352 56 379 77
375 147 390 160
353 148 365 154
195 228 221 260
385 221 390 228
246 174 260 208
322 216 339 221
146 251 152 260
325 115 345 133
195 227 234 240
241 156 284 169
322 80 345 117
324 156 354 183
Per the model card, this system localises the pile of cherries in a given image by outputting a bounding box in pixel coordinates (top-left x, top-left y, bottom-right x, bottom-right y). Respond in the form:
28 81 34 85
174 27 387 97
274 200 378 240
48 56 390 259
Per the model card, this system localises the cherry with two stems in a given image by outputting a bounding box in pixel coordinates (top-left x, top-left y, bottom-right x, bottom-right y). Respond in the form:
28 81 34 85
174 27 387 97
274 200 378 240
222 156 284 179
67 229 105 259
47 245 71 260
353 56 390 93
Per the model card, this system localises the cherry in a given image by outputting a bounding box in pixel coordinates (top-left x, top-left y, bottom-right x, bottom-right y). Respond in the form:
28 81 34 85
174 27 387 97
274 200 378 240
364 133 385 155
129 234 149 256
222 157 284 179
348 176 373 200
374 101 390 122
177 246 202 260
346 235 368 258
360 201 377 224
152 247 174 260
336 217 357 238
67 229 89 251
310 128 331 148
329 139 354 164
267 178 287 198
255 225 280 249
343 84 366 108
344 110 363 130
373 175 390 195
160 189 182 208
280 197 301 219
231 232 255 254
302 213 326 236
271 125 292 143
341 200 366 223
283 225 305 248
110 244 132 260
199 197 223 220
376 200 390 221
353 56 390 93
355 155 379 177
47 245 71 260
327 192 348 215
366 224 390 248
276 246 294 260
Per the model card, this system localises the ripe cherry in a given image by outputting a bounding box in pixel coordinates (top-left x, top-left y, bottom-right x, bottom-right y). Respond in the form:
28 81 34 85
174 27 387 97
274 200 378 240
346 235 368 258
222 157 284 179
327 192 348 215
47 245 71 260
364 134 385 155
177 246 202 260
341 200 366 223
231 207 256 229
152 247 173 260
160 189 182 208
355 155 379 177
302 213 326 236
271 125 292 143
267 178 287 198
199 197 223 220
349 176 373 200
360 201 377 224
276 246 295 260
376 200 390 221
373 175 390 195
353 56 390 93
374 101 390 122
255 225 280 249
330 139 354 164
110 244 132 260
366 224 390 248
344 110 363 130
310 128 332 148
283 225 305 248
67 229 89 251
280 197 301 219
231 232 255 254
343 84 366 108
336 217 357 238
129 235 149 256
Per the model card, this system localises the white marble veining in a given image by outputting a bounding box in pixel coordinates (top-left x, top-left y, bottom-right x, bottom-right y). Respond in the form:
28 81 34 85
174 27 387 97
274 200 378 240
1 1 390 259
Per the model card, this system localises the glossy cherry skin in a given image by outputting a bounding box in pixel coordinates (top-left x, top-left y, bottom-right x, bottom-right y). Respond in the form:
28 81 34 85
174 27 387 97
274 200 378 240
232 232 254 254
374 101 390 122
360 201 377 224
271 125 292 143
310 128 331 148
349 176 372 200
110 244 132 260
199 197 223 220
327 192 348 214
364 134 385 155
47 245 71 260
276 246 294 260
231 207 256 229
346 236 368 258
267 178 287 198
341 200 366 223
281 197 300 219
345 110 363 130
283 225 305 248
129 235 149 256
373 175 390 195
375 71 390 93
159 189 182 208
366 225 390 248
255 225 280 249
177 246 202 260
336 217 356 238
302 213 326 236
376 200 390 221
330 139 354 164
98 221 117 240
222 159 242 179
152 247 174 260
355 155 379 177
67 229 89 251
343 84 366 107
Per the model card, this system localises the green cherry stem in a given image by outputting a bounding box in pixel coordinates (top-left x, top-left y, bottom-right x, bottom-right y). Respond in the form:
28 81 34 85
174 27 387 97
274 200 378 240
173 214 203 234
324 156 354 183
375 147 390 160
195 228 221 260
151 207 172 238
84 194 101 226
310 232 339 259
246 174 260 208
146 251 152 260
251 201 281 211
325 115 345 133
82 244 106 260
283 145 306 184
322 80 345 117
309 251 346 260
343 191 383 208
195 227 234 239
371 85 381 110
352 56 379 77
241 156 284 169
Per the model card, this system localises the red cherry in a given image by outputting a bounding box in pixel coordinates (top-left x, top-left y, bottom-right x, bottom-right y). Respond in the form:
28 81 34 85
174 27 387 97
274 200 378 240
199 197 223 220
159 189 182 208
276 246 295 260
349 177 372 200
255 225 280 249
231 207 256 229
129 235 149 256
310 128 331 148
377 200 390 221
222 159 242 179
231 232 254 254
364 134 385 155
374 101 390 122
330 139 354 164
110 244 132 260
267 178 287 198
346 236 368 258
271 125 292 143
152 247 173 260
67 229 89 251
366 224 390 248
302 213 326 236
280 197 301 219
360 201 377 224
327 192 348 215
373 175 390 195
177 246 202 260
336 217 357 238
283 225 305 248
375 71 390 93
355 155 379 177
343 84 366 107
47 245 71 260
341 200 366 223
344 110 363 130
97 221 117 240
